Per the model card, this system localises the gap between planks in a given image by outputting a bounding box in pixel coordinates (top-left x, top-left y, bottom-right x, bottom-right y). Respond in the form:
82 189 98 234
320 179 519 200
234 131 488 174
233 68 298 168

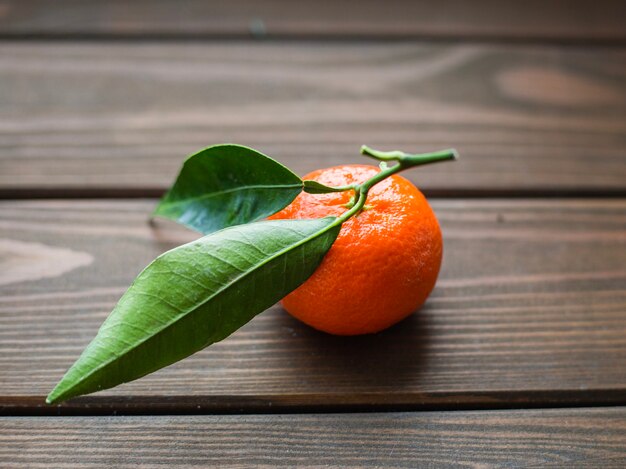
1 0 625 45
3 188 626 201
2 390 626 417
1 35 626 47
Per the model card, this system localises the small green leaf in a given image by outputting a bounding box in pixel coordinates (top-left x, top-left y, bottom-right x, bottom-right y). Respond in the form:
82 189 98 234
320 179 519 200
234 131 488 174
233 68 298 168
154 144 303 234
303 180 353 194
47 217 340 404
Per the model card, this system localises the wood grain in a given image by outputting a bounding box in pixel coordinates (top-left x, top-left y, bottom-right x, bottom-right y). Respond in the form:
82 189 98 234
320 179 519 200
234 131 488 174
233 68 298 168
0 0 625 42
0 199 624 413
1 408 625 467
0 43 625 196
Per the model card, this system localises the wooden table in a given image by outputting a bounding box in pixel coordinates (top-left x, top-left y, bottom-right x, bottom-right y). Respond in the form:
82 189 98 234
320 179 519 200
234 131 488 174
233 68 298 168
1 1 625 466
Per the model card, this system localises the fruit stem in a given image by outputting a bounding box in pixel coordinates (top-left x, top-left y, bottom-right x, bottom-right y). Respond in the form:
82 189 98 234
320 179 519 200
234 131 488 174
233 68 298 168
336 146 458 224
361 145 459 166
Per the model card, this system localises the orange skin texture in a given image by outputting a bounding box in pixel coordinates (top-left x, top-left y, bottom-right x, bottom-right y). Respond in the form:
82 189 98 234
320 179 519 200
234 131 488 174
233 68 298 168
269 164 443 335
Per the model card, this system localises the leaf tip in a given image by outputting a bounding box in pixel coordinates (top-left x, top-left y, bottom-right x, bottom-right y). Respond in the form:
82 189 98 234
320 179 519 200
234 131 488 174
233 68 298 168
46 377 74 405
46 380 65 405
45 388 60 405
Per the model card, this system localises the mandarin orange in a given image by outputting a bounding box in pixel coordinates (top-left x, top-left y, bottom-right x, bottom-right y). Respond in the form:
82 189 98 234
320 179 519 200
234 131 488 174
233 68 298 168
269 164 442 335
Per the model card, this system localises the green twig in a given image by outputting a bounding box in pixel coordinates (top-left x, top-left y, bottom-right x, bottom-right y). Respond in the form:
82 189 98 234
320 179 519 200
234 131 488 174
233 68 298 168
336 146 458 223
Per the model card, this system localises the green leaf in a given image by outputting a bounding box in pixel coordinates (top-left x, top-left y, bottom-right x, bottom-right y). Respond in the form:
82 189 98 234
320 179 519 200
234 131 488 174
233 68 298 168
154 144 303 234
47 217 340 404
303 180 353 194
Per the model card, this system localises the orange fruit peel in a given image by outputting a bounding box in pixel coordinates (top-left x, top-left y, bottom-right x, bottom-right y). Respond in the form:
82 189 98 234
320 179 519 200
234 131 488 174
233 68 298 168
270 146 457 335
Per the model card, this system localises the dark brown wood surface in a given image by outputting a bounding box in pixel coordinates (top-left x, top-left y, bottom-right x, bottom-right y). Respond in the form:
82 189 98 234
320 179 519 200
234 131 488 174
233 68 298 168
1 408 625 467
1 2 625 465
0 42 625 196
1 0 625 41
1 199 624 413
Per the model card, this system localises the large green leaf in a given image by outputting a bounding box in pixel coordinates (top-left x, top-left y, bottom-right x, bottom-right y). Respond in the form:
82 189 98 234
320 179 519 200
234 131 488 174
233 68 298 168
47 218 340 404
154 144 303 234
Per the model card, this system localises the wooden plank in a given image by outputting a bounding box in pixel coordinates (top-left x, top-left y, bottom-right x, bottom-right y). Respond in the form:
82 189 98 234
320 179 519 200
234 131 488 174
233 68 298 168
1 408 625 466
0 42 625 197
0 1 625 42
0 199 625 413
